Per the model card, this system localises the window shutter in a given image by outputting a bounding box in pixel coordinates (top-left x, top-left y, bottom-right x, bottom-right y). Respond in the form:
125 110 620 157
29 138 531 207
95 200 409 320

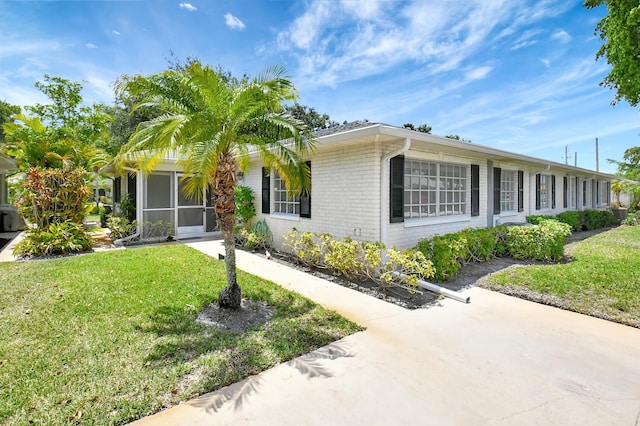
551 175 556 209
300 161 311 218
517 171 524 212
607 181 611 205
535 174 541 210
390 155 404 223
471 164 480 217
563 177 568 208
261 167 270 214
493 167 501 215
113 177 122 203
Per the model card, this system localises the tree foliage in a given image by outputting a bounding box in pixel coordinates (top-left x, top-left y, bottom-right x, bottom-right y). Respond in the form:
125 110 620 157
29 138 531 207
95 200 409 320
284 102 339 130
115 59 314 310
403 123 432 133
584 0 640 106
1 75 111 171
0 100 21 144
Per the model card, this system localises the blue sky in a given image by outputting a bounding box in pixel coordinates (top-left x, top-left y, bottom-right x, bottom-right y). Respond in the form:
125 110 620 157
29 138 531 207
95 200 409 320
1 0 638 174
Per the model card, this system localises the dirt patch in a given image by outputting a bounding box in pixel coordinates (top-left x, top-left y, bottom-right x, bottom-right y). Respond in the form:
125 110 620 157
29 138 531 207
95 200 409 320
196 299 275 332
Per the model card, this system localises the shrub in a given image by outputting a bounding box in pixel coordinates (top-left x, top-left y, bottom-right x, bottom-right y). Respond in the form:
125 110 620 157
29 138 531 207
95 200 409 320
13 221 93 258
284 229 434 288
507 220 571 262
238 228 273 250
234 185 256 231
622 211 640 226
17 167 92 228
526 215 555 225
99 205 112 228
417 233 467 282
106 216 138 241
556 211 582 231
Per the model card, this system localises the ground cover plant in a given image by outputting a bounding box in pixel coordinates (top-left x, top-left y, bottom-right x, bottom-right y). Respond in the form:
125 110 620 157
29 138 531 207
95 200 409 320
0 245 361 425
480 225 640 328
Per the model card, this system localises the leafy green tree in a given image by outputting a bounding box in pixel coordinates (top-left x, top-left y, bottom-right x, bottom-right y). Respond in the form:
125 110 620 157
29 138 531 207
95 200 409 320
584 0 640 106
114 60 314 310
284 102 338 130
2 76 111 171
445 134 472 143
403 123 432 133
0 100 21 144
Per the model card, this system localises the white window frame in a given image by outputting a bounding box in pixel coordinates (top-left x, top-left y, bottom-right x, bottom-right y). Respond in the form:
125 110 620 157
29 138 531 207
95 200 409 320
404 159 467 220
539 174 551 210
500 170 517 213
273 172 300 216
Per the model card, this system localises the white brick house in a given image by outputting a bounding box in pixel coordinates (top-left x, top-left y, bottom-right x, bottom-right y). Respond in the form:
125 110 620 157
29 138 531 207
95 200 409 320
246 122 614 249
105 122 615 248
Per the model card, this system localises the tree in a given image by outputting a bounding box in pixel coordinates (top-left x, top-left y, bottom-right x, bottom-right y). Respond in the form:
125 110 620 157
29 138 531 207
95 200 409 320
403 123 432 133
284 102 339 130
114 60 314 310
0 100 21 144
609 146 640 205
584 0 640 106
2 76 111 171
445 134 472 143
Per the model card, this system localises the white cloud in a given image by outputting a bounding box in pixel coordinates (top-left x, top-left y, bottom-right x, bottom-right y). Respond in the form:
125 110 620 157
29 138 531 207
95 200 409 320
551 29 572 43
277 0 541 89
0 40 61 57
112 30 121 36
465 66 492 81
541 58 551 68
85 43 98 49
179 3 197 12
224 13 245 31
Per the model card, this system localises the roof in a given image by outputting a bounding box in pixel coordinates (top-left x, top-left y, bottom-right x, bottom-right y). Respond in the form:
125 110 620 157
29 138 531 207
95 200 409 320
0 153 17 172
313 122 620 180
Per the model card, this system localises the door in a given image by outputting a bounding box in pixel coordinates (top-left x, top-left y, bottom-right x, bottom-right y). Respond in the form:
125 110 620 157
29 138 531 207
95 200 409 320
176 174 205 237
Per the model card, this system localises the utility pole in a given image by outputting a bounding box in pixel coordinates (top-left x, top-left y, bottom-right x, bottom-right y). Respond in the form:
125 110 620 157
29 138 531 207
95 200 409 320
595 137 599 172
574 151 577 167
564 145 571 165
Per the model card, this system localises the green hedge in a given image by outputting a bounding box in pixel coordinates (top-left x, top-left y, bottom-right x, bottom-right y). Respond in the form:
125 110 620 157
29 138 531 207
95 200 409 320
527 209 616 232
417 221 572 282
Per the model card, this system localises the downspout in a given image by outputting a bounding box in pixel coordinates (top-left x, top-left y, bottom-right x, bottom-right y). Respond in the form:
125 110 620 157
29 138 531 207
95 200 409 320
114 167 142 245
380 137 411 246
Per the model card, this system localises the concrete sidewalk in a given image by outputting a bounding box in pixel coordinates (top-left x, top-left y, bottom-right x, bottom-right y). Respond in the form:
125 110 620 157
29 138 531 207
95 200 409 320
131 239 640 426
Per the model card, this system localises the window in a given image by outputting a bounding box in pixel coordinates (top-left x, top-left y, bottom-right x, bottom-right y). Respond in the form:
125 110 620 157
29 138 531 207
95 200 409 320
403 159 467 219
569 177 577 210
536 174 552 210
500 170 517 212
273 173 300 215
599 180 609 206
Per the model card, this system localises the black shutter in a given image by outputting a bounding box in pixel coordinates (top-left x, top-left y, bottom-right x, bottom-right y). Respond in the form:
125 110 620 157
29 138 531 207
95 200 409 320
563 177 568 209
390 155 404 223
551 175 556 209
113 177 121 203
535 174 541 210
300 161 311 218
261 167 270 214
517 171 524 212
493 167 501 215
471 164 480 217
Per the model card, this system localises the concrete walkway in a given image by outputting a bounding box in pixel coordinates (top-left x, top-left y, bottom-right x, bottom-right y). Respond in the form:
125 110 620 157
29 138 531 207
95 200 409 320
132 239 640 426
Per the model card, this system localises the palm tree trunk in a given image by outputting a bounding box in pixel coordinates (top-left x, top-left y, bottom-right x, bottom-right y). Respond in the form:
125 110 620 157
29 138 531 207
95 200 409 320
215 152 241 309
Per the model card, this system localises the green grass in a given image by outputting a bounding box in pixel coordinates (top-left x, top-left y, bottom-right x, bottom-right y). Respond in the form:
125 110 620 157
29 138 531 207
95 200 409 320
0 245 362 425
483 226 640 327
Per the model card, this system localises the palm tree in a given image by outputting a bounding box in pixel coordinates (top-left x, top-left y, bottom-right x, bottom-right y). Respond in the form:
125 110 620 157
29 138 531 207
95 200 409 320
114 60 314 310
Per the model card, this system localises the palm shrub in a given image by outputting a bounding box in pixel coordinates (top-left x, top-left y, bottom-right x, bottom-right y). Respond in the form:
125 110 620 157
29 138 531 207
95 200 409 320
114 60 314 310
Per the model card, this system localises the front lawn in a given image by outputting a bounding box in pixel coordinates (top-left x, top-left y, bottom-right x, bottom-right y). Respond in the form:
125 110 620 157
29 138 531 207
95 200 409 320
481 225 640 327
0 245 362 425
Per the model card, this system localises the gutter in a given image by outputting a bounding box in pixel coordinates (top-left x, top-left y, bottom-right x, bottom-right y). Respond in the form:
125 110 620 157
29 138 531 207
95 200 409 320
380 137 411 246
392 272 470 304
